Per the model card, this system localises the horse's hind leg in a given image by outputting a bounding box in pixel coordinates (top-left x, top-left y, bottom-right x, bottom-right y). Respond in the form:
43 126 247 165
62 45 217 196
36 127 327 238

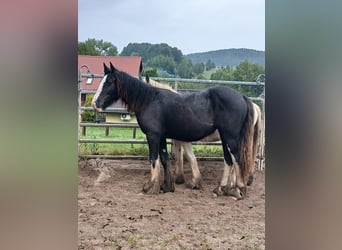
247 175 254 186
213 138 244 199
213 140 234 196
247 103 262 186
142 135 162 195
229 154 247 198
159 137 175 193
173 140 186 185
183 142 202 189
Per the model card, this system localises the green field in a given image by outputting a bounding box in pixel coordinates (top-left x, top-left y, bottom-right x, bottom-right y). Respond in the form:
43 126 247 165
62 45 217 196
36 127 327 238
79 126 223 157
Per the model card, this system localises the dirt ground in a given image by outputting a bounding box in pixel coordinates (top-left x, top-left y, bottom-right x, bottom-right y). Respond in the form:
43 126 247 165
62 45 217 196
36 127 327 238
78 158 265 250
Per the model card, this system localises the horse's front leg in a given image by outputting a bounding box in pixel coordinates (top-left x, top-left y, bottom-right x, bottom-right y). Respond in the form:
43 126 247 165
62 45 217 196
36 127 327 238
173 140 186 185
183 142 202 189
159 137 175 193
142 135 162 195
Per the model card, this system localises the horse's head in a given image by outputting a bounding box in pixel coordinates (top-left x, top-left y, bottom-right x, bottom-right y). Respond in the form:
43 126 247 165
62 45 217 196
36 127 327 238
92 62 120 112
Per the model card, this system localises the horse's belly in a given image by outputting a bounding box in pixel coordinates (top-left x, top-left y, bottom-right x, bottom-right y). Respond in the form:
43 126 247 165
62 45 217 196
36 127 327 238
165 125 215 142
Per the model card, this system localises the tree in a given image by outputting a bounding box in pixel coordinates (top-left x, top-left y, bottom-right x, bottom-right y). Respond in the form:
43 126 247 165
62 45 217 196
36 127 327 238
120 42 183 64
232 60 264 97
177 58 193 78
78 39 99 55
78 38 118 56
210 61 264 97
205 59 215 70
210 66 233 81
146 55 176 75
232 60 264 82
193 63 205 75
141 67 158 77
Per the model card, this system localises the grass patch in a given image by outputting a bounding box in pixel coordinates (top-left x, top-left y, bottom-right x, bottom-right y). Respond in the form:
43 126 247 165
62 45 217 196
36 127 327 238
79 126 223 157
79 127 149 155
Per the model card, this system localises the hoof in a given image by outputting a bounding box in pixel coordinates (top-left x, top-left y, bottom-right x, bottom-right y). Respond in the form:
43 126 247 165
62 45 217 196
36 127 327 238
161 175 175 193
186 178 203 189
240 186 247 196
226 187 245 200
175 175 185 185
160 182 175 193
247 175 254 186
213 186 225 196
142 181 160 195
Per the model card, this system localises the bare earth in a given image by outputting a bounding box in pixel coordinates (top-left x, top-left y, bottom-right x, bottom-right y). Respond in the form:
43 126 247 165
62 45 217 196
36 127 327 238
78 159 265 250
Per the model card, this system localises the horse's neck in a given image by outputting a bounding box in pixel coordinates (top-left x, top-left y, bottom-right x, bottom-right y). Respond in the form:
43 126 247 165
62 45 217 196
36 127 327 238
119 72 154 112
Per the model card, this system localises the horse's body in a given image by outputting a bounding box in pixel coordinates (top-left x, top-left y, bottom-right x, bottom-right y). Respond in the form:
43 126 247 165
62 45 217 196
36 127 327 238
93 62 257 199
146 77 261 189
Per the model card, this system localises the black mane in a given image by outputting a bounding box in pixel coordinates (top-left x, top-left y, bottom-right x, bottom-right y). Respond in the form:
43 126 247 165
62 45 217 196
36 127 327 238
115 70 156 113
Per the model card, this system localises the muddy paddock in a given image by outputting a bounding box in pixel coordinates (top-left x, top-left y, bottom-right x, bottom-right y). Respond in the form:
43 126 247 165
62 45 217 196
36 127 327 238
78 159 265 249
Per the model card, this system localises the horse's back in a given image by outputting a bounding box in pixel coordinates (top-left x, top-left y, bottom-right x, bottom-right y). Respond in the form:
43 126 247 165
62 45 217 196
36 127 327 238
208 87 246 107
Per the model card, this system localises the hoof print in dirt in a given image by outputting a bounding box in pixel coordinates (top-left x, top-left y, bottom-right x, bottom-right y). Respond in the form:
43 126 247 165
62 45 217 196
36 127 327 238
142 181 160 195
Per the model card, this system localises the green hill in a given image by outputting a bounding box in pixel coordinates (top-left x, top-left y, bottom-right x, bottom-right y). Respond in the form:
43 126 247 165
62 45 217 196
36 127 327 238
186 48 265 67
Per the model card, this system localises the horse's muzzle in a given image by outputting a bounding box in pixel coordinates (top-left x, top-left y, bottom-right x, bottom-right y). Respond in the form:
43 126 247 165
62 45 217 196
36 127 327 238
92 102 103 112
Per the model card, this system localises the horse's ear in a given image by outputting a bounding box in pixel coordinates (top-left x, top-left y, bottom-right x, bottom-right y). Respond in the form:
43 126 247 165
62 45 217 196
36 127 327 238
103 63 110 74
146 75 150 83
110 62 116 72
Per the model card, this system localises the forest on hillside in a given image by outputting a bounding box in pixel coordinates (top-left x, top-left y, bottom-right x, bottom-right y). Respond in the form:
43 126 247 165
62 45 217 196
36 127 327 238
78 39 265 85
186 48 265 67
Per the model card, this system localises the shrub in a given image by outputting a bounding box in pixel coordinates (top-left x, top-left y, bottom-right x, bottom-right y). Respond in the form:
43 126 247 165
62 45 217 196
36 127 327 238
81 94 95 122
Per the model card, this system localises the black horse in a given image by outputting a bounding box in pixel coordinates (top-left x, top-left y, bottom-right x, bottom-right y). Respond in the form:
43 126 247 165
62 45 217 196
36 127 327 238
93 62 256 199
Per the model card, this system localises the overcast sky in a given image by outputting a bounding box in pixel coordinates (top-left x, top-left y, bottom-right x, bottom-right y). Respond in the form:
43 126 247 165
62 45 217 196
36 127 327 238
78 0 264 55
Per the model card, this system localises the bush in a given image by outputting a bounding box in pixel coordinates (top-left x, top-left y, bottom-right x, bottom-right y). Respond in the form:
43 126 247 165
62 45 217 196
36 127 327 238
81 94 95 122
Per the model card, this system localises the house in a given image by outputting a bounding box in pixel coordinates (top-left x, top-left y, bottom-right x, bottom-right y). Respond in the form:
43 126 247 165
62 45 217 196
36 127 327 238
78 55 143 123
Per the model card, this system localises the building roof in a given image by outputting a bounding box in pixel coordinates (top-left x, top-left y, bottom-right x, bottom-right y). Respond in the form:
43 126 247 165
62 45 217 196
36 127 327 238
78 55 142 91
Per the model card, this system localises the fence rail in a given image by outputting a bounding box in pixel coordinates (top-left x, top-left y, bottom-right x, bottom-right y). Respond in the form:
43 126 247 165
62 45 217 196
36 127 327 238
78 66 265 169
80 122 139 128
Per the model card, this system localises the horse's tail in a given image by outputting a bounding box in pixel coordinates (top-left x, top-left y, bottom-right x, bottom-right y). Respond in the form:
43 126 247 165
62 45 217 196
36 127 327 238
252 103 262 170
237 96 255 183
